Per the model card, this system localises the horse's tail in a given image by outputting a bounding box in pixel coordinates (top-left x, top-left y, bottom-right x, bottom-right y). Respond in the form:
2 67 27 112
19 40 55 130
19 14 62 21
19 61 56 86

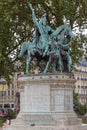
18 42 28 57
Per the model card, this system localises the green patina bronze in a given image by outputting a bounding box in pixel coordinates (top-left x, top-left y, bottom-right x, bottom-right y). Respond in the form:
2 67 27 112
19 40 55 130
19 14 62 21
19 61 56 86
18 3 75 74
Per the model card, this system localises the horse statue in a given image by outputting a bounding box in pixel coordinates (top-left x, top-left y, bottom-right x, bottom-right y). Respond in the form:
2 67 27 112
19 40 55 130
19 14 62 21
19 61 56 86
18 24 74 74
18 3 75 74
28 3 75 73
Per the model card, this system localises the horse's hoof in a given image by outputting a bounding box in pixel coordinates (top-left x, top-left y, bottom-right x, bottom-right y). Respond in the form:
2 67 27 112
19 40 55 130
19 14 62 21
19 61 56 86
26 72 29 75
43 71 46 74
52 70 58 74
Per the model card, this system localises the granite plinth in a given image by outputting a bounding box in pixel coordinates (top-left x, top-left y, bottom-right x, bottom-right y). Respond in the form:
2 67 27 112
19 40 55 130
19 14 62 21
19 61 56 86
3 73 82 130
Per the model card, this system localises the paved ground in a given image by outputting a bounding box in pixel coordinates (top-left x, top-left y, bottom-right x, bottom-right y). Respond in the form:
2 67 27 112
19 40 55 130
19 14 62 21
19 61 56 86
0 125 87 130
82 124 87 130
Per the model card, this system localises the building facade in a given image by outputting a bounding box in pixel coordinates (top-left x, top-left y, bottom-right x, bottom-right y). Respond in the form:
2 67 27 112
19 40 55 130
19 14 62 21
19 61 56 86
74 59 87 105
0 73 19 110
0 72 24 111
0 77 15 110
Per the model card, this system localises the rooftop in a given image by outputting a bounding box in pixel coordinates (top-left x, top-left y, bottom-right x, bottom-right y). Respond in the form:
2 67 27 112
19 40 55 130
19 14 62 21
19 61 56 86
80 58 87 67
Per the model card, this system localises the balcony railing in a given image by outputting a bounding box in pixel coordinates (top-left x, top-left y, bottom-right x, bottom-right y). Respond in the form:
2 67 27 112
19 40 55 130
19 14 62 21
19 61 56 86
0 96 15 102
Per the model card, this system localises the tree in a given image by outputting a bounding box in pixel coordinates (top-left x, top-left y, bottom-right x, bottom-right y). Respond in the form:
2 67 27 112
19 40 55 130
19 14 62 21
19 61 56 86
0 0 87 82
73 92 87 115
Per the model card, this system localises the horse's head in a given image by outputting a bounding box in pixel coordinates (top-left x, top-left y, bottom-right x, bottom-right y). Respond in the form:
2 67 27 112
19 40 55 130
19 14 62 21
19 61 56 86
64 24 75 41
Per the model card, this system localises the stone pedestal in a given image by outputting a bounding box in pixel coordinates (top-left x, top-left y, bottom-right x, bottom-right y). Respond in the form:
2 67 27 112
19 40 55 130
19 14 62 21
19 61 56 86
3 73 82 130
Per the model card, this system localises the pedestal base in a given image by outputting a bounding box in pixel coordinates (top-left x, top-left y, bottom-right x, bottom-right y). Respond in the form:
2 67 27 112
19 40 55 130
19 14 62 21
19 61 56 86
3 74 82 130
3 124 82 130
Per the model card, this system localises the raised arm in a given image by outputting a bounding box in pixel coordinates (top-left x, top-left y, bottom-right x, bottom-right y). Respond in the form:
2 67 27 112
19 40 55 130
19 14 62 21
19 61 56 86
28 3 39 27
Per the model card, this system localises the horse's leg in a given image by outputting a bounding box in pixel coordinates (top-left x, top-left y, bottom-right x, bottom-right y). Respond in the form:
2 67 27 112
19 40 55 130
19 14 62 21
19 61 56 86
43 55 51 74
43 45 49 56
55 48 63 72
52 55 63 73
18 42 27 57
58 54 63 72
26 56 32 74
66 52 72 72
52 62 57 73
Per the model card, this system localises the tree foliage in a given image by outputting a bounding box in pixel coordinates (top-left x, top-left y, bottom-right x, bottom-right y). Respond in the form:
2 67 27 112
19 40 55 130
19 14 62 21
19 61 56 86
73 92 87 115
0 0 87 81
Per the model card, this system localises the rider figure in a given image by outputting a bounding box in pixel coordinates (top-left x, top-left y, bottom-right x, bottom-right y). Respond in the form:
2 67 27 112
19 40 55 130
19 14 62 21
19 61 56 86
29 3 54 56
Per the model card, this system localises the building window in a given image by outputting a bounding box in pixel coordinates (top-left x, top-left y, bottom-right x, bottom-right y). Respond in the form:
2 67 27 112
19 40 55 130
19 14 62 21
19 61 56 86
1 92 3 96
4 104 10 108
78 85 80 88
77 77 79 80
11 104 14 108
12 84 14 89
0 104 2 108
8 91 10 96
12 91 14 96
3 91 6 96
